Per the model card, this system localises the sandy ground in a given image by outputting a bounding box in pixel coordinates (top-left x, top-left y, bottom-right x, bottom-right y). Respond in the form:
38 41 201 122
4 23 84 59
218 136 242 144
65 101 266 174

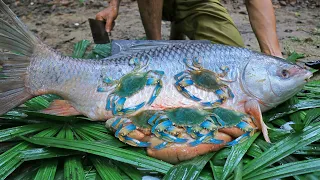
3 0 320 62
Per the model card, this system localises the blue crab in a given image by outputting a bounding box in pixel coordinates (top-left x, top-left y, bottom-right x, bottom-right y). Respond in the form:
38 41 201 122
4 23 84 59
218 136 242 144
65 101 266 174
174 57 234 107
98 57 164 115
106 107 257 150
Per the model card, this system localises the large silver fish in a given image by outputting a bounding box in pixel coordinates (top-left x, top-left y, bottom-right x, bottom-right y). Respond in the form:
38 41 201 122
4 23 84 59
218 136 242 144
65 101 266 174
0 1 312 163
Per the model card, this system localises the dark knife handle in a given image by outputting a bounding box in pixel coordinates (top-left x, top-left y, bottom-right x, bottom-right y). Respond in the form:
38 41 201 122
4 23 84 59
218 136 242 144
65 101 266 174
88 18 110 44
305 60 320 69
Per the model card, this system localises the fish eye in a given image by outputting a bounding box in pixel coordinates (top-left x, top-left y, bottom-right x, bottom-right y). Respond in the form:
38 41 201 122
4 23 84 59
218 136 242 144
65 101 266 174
281 69 290 78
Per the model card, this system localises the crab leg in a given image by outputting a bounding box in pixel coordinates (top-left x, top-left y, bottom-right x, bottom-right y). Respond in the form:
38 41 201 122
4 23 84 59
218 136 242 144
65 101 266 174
201 87 234 107
111 117 151 147
121 102 146 114
149 114 188 143
226 119 256 146
153 141 170 150
189 131 224 146
174 77 202 101
146 78 162 105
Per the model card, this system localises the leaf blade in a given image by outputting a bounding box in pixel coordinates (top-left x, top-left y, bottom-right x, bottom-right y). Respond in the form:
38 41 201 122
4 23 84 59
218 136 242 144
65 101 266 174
163 152 215 180
22 137 173 174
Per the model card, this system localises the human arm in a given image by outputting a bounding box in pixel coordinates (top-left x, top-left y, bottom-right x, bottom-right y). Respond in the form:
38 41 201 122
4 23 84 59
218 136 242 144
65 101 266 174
137 0 163 40
95 0 121 32
245 0 283 57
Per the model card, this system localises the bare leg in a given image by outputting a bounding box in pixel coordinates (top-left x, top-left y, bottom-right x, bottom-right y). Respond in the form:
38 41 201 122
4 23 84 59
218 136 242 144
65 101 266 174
137 0 163 40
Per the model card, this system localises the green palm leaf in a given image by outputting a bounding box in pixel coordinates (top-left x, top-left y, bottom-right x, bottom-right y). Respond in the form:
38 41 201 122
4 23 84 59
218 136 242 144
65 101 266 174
163 152 215 180
34 160 58 180
22 136 173 173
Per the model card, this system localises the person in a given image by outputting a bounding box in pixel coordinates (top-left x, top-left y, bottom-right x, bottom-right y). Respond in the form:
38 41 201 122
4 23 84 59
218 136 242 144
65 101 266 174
95 0 283 58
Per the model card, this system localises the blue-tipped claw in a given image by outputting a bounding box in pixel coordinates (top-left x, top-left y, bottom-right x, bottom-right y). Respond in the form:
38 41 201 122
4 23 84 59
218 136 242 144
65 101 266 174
154 142 169 150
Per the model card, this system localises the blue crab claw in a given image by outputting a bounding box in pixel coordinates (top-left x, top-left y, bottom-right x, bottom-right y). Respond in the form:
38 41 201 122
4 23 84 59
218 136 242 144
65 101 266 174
154 141 169 150
151 120 172 134
123 136 151 147
226 131 251 146
121 102 145 114
157 131 188 143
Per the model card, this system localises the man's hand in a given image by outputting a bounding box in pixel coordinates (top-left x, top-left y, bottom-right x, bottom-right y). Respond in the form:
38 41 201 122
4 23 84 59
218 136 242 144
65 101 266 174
245 0 283 58
95 0 120 33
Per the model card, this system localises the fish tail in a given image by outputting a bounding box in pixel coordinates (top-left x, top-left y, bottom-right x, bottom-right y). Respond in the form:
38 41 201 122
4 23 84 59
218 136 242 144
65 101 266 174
0 0 42 115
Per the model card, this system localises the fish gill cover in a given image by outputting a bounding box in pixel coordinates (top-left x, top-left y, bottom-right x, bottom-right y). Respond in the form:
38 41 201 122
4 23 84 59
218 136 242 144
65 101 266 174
0 39 319 180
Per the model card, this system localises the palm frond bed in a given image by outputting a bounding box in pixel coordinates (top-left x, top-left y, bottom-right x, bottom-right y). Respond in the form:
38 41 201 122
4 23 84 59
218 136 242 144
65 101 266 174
1 40 319 180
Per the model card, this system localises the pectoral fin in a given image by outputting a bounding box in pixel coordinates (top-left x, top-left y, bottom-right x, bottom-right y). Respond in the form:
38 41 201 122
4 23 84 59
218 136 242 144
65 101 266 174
244 99 271 143
41 100 81 116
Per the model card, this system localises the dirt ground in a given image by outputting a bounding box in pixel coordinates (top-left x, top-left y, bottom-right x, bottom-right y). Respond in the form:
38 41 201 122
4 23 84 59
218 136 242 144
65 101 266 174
3 0 320 62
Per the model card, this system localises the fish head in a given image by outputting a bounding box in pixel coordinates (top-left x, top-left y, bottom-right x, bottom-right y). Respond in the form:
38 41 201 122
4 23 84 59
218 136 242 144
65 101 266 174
242 54 312 110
